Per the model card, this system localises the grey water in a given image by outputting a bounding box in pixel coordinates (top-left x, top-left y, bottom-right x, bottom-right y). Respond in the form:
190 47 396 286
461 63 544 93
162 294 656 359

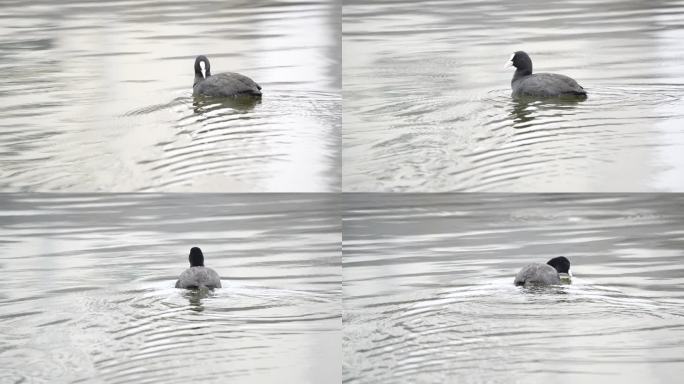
0 194 341 383
343 0 684 192
343 194 684 383
0 0 340 192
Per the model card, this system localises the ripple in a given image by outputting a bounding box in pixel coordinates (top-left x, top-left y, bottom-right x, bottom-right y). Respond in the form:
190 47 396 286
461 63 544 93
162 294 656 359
0 0 340 192
343 193 684 382
344 0 684 192
116 90 340 192
0 193 340 383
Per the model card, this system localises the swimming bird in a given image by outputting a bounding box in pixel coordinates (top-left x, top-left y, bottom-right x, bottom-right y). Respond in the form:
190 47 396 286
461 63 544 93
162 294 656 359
514 256 571 286
175 247 222 289
505 51 586 99
193 55 262 98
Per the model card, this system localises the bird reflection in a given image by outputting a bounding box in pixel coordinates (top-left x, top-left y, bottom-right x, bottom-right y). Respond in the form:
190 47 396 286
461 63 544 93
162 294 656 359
509 97 585 129
192 95 261 114
182 288 215 312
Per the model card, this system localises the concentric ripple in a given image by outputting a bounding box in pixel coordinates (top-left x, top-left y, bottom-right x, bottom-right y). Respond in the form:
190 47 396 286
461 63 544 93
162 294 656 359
0 194 341 384
343 0 684 191
342 194 684 383
0 0 340 192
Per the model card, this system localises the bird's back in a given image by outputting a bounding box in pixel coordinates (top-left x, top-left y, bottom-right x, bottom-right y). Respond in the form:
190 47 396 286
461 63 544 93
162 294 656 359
175 266 222 289
513 73 586 97
194 72 262 97
514 263 561 286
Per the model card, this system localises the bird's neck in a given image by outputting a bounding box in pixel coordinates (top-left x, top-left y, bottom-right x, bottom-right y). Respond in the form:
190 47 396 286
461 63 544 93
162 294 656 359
193 73 204 86
512 68 532 83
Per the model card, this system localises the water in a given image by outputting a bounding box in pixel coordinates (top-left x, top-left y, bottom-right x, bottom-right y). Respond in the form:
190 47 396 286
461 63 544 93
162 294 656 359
0 0 340 192
343 194 684 383
0 194 341 383
343 0 684 191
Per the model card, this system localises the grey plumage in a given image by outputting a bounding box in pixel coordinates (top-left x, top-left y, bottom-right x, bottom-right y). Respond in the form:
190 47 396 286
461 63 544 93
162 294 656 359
193 55 262 97
507 51 586 98
514 263 561 286
512 73 585 98
175 266 222 289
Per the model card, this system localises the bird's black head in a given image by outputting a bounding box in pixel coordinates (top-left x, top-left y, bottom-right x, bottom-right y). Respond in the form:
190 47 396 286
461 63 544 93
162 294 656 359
547 256 570 274
507 51 533 76
194 55 211 78
189 247 204 267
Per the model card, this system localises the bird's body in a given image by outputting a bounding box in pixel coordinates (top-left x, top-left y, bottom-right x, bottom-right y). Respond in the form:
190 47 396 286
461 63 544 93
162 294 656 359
192 55 262 97
175 266 222 289
506 51 586 99
514 256 571 287
175 247 222 290
512 72 586 98
514 263 561 286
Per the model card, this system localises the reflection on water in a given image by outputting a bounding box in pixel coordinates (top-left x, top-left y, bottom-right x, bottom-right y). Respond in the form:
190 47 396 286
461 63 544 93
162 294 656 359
0 194 341 383
183 289 215 313
192 95 262 114
0 0 340 192
185 291 206 312
510 97 586 126
343 0 684 191
343 194 684 383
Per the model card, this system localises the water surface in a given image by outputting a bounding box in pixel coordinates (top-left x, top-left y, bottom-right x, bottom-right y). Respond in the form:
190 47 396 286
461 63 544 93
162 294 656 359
0 194 340 383
343 0 684 191
0 0 340 191
343 194 684 382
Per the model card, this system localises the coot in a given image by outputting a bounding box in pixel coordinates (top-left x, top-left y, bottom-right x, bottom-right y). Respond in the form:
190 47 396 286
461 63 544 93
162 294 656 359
514 256 571 286
193 55 262 98
505 51 586 99
175 247 222 289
